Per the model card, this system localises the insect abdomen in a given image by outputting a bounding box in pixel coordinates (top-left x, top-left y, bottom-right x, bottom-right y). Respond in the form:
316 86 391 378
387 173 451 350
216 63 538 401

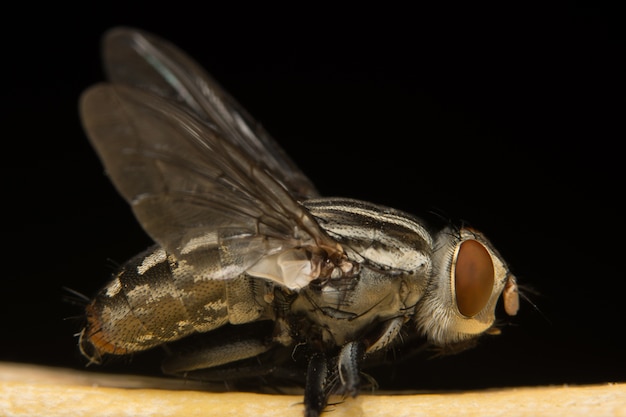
80 245 271 362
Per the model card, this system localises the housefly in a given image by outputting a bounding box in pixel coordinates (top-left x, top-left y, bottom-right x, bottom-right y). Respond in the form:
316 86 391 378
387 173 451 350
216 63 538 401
78 27 519 417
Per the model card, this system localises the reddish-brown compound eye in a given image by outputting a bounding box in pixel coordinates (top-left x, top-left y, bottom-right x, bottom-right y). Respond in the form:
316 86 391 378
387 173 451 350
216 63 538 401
454 240 495 317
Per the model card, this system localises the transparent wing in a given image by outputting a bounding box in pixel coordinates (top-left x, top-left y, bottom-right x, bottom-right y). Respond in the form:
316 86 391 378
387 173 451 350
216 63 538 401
80 83 342 287
101 27 318 201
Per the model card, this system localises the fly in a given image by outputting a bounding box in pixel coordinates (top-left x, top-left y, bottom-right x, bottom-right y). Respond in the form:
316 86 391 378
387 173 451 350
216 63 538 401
78 27 519 417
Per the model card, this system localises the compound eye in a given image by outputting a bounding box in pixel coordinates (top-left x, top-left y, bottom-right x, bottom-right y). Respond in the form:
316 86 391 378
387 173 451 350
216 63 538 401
454 240 494 317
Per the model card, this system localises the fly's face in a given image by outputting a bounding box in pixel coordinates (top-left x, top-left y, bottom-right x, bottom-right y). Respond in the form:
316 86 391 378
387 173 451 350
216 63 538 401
416 227 518 347
78 27 519 417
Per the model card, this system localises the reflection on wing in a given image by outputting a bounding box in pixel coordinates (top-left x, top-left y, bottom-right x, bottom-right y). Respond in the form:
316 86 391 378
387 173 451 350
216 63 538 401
101 27 318 200
80 84 341 287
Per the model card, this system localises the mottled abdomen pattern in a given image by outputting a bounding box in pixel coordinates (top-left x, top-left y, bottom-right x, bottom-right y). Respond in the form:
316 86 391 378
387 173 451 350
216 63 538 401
80 245 273 362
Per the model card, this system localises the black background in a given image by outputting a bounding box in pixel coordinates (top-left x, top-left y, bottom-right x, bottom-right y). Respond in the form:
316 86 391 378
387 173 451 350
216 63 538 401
2 5 624 391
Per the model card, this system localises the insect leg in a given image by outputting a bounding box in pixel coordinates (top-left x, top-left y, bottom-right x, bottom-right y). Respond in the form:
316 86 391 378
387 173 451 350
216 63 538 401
337 340 365 397
160 321 278 377
303 352 330 417
161 338 271 375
